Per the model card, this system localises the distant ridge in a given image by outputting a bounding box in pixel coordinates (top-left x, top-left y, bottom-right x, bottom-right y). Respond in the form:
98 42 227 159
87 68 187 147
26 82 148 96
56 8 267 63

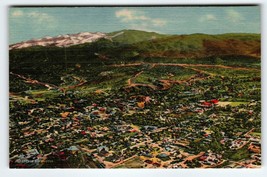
9 30 260 59
9 32 107 50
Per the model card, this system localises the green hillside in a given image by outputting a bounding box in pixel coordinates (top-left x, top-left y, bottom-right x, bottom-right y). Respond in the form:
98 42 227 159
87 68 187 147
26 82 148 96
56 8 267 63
9 30 261 70
108 29 167 44
134 33 261 59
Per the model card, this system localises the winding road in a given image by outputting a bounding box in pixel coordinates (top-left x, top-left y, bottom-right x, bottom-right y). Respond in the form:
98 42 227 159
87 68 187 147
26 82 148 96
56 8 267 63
11 62 259 93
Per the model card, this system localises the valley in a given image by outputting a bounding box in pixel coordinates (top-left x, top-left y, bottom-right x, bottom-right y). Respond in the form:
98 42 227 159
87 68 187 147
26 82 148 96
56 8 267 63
9 30 261 168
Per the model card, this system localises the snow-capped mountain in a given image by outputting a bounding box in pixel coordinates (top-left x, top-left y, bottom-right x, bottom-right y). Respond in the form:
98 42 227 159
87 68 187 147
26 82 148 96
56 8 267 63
9 32 108 50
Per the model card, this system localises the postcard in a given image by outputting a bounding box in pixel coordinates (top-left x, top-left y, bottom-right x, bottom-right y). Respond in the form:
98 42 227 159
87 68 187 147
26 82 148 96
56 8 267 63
9 5 261 168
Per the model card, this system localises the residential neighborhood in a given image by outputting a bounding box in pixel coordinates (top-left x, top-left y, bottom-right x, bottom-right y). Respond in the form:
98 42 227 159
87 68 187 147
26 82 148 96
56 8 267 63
9 67 261 168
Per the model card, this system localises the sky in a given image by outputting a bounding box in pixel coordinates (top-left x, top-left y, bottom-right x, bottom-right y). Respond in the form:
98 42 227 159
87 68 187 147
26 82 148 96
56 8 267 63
9 6 261 44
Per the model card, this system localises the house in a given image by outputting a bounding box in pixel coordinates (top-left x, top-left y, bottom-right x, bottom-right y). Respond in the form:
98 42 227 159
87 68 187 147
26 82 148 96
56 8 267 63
210 99 219 104
97 145 109 155
156 153 170 161
143 126 158 132
201 102 211 107
248 142 261 153
67 145 79 151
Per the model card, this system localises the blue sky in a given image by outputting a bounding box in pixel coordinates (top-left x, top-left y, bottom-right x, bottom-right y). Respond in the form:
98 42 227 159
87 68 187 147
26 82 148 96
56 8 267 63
9 6 260 44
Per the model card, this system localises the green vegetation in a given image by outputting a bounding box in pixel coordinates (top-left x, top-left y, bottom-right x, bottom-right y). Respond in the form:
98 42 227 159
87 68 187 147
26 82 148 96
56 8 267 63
114 156 145 168
230 102 248 106
108 29 167 44
10 31 261 72
190 66 260 77
9 30 261 169
225 146 251 161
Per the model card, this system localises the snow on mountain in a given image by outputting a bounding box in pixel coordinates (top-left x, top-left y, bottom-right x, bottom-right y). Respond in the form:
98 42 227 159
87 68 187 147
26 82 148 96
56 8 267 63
9 32 107 50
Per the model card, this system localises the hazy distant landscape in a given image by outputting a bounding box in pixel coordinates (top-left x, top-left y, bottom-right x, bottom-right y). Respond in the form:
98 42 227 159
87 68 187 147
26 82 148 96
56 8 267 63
9 28 261 168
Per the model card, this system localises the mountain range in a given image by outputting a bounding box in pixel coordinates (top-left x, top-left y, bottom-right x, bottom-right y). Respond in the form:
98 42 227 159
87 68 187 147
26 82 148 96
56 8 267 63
9 32 109 50
9 29 261 60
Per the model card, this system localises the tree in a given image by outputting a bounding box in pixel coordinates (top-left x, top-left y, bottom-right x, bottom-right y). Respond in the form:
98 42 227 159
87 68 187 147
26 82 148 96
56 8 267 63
214 57 224 65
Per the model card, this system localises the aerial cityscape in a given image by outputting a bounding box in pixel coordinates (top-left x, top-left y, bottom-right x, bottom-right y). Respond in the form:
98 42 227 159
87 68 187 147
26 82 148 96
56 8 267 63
9 6 261 168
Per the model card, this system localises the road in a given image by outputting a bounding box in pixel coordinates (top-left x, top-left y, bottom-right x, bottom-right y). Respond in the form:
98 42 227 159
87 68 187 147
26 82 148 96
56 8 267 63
111 62 260 71
119 62 259 90
11 62 259 93
10 72 87 94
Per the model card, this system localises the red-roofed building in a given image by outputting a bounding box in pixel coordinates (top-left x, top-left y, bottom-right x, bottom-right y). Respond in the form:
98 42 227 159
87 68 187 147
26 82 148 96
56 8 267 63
210 99 219 104
202 102 211 107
